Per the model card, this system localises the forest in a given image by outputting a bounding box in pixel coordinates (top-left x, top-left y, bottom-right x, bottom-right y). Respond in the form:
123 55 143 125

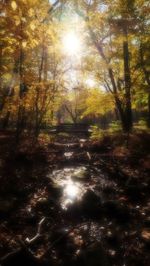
0 0 150 265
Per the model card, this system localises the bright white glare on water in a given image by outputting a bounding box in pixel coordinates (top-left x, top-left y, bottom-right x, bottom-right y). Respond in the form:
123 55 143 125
65 183 79 198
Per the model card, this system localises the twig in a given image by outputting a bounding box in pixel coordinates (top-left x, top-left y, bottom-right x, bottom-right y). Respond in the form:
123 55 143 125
0 218 46 264
87 152 91 160
0 240 36 264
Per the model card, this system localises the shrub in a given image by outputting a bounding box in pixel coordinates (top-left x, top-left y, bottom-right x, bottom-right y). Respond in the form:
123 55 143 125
109 121 122 133
135 119 147 130
90 125 105 140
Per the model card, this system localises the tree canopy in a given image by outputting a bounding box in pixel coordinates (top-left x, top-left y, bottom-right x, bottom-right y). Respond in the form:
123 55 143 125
0 0 150 137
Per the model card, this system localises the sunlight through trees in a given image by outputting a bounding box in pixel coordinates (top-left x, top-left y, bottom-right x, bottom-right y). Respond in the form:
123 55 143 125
0 0 150 138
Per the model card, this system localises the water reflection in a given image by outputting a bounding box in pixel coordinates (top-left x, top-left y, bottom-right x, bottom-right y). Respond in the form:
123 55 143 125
65 182 79 198
50 167 88 209
49 166 117 210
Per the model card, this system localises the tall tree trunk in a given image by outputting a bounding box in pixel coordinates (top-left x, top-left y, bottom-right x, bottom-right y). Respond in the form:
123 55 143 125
147 92 150 128
123 39 133 132
43 47 48 81
16 39 24 142
85 14 133 133
140 43 150 127
39 44 45 83
0 44 3 84
34 46 44 138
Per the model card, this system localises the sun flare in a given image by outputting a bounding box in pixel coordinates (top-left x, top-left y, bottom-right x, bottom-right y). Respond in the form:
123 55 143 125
86 78 96 88
62 31 81 56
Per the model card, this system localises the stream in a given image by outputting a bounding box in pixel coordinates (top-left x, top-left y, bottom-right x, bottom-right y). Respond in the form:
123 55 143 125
40 138 138 266
1 136 149 266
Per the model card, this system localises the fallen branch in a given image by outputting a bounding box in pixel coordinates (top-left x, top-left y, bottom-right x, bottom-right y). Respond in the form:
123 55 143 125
87 152 91 160
25 217 46 244
0 240 37 264
0 218 46 265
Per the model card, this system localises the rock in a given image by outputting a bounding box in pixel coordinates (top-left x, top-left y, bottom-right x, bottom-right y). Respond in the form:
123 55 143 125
71 167 89 182
64 152 73 159
108 249 116 257
36 197 49 209
81 190 101 217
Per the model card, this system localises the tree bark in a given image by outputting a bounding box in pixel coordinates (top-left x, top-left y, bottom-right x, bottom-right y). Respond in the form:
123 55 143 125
140 43 150 127
123 39 133 132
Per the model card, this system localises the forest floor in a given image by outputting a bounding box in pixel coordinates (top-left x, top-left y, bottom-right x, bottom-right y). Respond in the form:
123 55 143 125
0 130 150 266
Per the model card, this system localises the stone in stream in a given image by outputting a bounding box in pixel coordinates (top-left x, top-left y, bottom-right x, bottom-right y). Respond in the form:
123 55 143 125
71 167 90 182
80 190 102 218
36 197 50 210
64 152 74 159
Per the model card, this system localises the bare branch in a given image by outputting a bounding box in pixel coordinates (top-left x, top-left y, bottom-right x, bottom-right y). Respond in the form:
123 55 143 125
48 0 60 14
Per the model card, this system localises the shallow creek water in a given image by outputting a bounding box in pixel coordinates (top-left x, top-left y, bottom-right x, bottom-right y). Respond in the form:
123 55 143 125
48 161 117 210
44 147 129 265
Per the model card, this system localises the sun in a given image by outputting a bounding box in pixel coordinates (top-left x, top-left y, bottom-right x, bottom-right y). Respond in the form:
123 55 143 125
62 31 81 56
86 78 96 88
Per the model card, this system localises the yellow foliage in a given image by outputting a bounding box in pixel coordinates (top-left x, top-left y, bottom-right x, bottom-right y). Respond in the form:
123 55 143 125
28 8 34 17
83 89 114 117
30 22 36 31
11 1 17 11
14 16 21 26
22 41 27 48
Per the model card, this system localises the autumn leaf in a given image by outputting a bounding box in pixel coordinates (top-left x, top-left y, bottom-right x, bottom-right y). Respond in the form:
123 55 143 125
14 16 20 26
30 22 36 31
22 41 27 48
28 8 34 17
141 229 150 241
11 1 17 11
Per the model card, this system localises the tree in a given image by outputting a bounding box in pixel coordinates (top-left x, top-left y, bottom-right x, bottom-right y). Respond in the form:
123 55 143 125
71 0 149 132
0 0 66 139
